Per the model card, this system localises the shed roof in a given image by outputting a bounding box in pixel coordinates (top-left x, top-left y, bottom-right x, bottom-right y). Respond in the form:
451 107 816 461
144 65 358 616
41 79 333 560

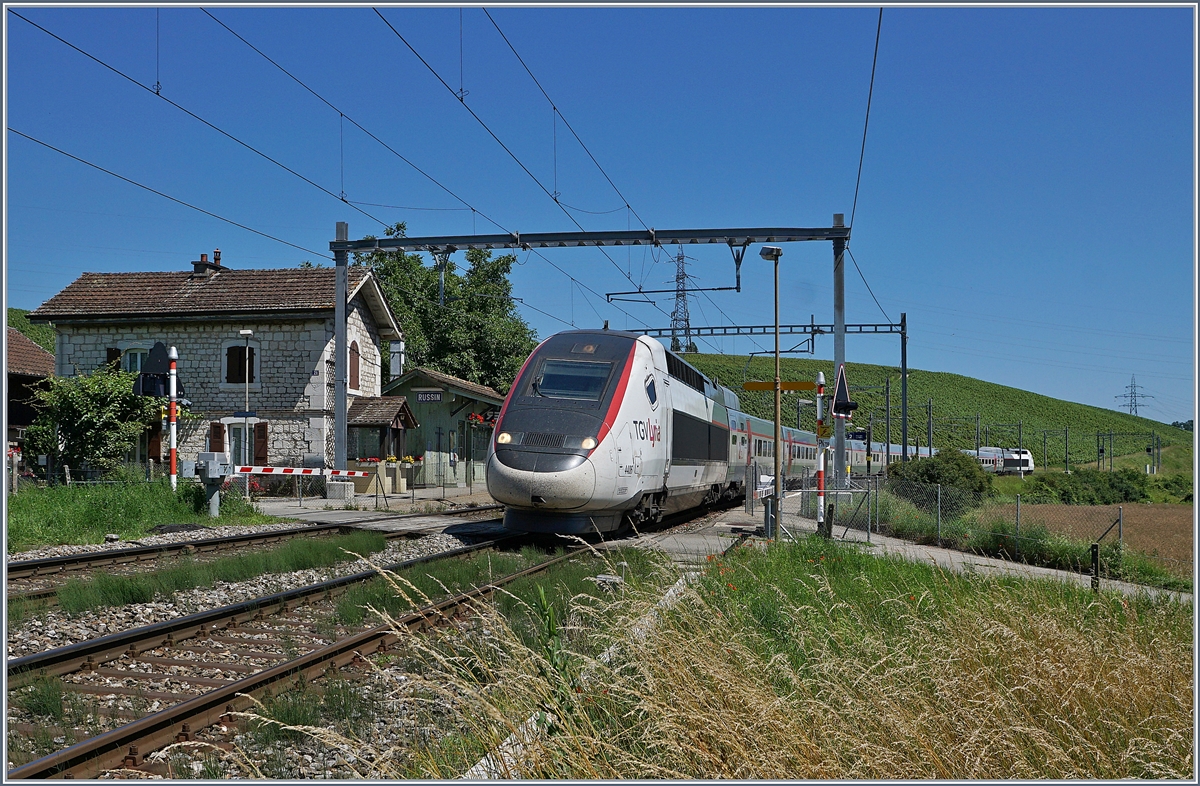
6 328 55 378
347 396 418 429
28 266 401 339
384 367 504 405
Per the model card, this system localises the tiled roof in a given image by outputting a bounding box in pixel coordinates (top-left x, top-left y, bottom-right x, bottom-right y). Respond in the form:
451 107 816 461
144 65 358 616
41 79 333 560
29 267 372 320
347 396 418 428
389 367 504 403
6 327 55 377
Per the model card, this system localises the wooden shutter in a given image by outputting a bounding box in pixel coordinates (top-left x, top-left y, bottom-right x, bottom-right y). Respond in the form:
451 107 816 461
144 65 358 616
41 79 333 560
254 422 268 464
248 347 256 384
209 422 224 452
349 342 360 390
106 348 121 370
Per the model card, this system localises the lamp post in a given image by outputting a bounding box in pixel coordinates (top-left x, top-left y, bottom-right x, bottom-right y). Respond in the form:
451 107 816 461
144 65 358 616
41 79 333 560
760 245 783 541
239 329 253 501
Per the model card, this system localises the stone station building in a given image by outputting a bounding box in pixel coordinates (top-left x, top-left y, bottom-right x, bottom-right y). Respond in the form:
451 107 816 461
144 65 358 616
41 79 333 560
28 251 404 469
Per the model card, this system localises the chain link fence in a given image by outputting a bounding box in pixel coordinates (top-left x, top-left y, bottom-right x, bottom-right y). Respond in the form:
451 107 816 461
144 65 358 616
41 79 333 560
778 475 1191 590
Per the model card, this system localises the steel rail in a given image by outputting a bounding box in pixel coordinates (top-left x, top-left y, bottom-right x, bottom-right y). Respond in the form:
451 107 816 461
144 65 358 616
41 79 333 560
7 549 572 780
5 504 503 580
7 531 506 682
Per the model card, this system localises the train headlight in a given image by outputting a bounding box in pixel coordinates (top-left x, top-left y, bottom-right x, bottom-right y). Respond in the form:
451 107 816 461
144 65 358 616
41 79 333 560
497 432 513 444
580 437 597 450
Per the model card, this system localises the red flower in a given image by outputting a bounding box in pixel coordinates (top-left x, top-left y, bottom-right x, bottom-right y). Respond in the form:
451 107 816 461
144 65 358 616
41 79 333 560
727 583 737 591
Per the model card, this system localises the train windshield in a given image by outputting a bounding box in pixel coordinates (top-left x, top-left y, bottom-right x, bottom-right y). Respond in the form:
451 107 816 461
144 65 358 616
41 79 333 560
529 359 613 401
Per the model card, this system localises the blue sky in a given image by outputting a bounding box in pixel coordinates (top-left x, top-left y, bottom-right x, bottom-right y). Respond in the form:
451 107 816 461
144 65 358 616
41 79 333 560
4 4 1195 423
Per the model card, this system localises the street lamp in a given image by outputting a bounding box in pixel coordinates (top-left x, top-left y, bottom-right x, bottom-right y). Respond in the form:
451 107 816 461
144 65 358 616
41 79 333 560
239 329 253 500
759 245 783 541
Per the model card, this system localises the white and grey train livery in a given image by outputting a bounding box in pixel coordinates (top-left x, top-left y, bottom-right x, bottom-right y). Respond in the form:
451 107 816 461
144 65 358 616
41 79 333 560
486 329 931 535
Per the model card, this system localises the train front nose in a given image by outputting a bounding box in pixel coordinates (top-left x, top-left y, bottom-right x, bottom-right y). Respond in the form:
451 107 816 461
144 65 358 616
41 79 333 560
487 450 597 509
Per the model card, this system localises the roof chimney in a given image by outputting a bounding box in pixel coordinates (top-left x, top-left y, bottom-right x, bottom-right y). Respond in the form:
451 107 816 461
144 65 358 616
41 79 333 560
192 251 221 276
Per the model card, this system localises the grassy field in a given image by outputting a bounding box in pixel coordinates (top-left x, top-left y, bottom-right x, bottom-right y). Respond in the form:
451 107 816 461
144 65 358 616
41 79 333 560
686 353 1191 465
243 536 1192 779
5 479 277 553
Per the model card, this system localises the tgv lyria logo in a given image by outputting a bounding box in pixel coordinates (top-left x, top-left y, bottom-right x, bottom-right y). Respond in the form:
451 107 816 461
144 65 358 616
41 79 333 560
632 419 661 445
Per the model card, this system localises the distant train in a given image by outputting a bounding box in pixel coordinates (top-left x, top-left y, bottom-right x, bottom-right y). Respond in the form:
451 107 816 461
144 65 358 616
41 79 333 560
966 447 1035 475
485 329 933 535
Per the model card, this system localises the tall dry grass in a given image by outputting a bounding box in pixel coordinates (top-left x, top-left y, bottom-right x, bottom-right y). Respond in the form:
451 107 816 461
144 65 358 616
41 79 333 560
215 538 1192 779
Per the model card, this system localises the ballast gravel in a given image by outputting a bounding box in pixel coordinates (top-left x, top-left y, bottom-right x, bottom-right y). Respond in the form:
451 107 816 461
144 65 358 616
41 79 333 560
5 533 464 660
6 520 324 563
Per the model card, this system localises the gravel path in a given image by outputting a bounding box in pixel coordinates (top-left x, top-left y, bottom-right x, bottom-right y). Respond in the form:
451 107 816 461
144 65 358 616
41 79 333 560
6 533 464 660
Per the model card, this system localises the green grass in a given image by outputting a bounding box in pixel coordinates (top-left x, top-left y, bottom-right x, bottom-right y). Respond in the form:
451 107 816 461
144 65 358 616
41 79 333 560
7 307 56 353
873 490 1191 592
686 353 1191 465
11 675 66 723
6 478 277 553
53 531 387 615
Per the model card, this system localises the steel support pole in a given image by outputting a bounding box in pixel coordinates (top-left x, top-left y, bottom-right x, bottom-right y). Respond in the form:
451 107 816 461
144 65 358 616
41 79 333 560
885 376 891 466
832 213 846 485
900 312 908 461
1065 426 1069 472
927 398 933 455
334 221 349 470
774 253 782 542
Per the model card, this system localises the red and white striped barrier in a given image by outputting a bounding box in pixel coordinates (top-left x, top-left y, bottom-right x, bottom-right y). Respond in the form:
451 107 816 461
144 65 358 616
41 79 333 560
234 466 372 477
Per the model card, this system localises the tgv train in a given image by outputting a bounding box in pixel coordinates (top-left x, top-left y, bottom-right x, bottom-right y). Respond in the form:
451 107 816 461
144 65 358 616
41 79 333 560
486 329 931 535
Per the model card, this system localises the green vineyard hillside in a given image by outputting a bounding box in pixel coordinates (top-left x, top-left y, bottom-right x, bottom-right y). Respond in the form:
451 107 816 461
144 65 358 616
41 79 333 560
686 353 1192 470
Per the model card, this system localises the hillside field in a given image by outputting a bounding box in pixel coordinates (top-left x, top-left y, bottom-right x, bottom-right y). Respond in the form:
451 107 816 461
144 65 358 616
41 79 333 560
686 353 1192 470
7 307 55 353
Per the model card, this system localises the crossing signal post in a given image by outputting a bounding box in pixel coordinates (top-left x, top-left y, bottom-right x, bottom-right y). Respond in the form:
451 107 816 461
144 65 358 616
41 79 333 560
830 363 858 478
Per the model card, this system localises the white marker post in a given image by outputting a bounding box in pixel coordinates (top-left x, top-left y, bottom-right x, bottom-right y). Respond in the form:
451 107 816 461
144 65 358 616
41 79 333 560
168 346 178 491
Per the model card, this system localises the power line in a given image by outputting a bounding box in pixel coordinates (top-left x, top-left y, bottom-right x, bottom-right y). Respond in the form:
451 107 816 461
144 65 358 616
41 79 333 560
201 7 627 331
9 127 332 259
199 8 508 233
847 248 892 322
9 9 390 230
849 7 883 232
374 8 674 323
481 7 650 232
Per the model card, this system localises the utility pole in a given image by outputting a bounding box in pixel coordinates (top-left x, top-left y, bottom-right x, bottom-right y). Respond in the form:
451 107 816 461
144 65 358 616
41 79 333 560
975 413 980 455
832 213 846 484
334 221 348 470
1115 374 1153 416
1064 426 1069 473
900 313 908 461
670 246 695 353
885 376 892 467
927 398 933 455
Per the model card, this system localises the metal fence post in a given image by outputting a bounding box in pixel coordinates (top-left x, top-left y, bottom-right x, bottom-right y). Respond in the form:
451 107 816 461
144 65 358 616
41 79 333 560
1015 493 1021 561
1118 505 1123 545
1091 542 1100 591
936 483 942 547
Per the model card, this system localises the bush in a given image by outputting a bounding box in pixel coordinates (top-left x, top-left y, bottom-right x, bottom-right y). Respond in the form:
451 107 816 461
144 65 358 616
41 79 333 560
887 449 993 494
1022 468 1149 505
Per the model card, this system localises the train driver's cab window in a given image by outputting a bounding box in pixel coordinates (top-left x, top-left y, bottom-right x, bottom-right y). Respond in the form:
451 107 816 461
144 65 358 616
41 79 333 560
644 374 658 408
528 360 612 401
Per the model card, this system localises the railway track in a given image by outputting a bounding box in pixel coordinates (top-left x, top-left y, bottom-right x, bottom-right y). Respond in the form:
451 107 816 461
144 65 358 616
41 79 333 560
7 534 570 779
6 505 504 605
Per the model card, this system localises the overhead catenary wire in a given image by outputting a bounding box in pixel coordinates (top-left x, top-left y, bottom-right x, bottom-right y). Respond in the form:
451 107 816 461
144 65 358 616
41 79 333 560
374 8 672 319
847 248 892 323
9 9 389 230
482 7 650 233
849 7 883 233
203 7 646 332
199 7 508 233
9 127 332 259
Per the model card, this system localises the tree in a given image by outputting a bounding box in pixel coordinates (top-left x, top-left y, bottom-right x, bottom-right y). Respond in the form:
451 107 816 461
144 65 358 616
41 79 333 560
352 222 538 393
24 369 163 475
887 448 993 494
